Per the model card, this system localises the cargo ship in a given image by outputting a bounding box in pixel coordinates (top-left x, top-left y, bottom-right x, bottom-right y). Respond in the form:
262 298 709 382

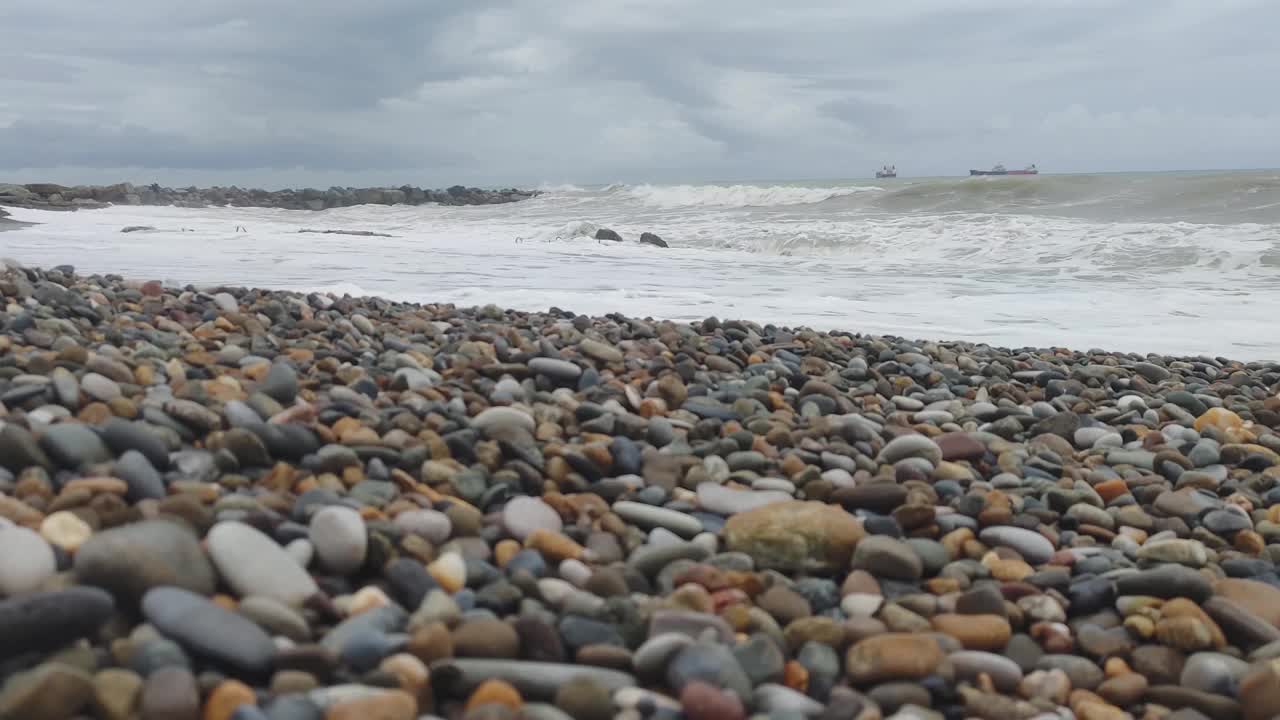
970 163 1038 176
875 165 897 179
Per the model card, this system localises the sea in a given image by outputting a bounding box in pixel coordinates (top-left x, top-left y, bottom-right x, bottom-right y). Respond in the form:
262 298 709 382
3 170 1280 360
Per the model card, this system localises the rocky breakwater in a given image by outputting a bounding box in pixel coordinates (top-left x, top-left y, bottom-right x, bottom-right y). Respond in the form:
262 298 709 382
2 260 1280 719
0 182 538 211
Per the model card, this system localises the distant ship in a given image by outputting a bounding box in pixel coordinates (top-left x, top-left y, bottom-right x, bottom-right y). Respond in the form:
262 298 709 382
970 163 1038 176
875 165 897 179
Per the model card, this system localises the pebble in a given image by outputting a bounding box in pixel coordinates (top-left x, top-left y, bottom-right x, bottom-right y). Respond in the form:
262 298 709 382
74 519 218 603
0 263 1279 720
309 506 368 575
0 662 95 720
141 587 277 675
207 521 320 606
0 525 56 595
978 526 1055 564
501 496 562 540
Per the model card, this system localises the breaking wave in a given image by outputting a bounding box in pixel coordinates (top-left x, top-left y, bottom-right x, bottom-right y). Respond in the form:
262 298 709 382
622 183 880 209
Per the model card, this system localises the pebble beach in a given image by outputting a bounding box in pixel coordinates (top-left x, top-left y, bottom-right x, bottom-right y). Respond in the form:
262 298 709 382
4 260 1280 720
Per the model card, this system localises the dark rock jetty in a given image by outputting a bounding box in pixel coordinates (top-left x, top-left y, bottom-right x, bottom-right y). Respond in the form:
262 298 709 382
2 259 1280 720
0 182 539 212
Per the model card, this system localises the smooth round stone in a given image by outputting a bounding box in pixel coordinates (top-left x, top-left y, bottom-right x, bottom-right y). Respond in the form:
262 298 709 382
528 357 582 381
1202 509 1251 535
695 483 791 515
114 449 167 502
752 478 796 493
841 593 884 617
634 633 695 678
142 587 276 675
0 526 56 595
238 595 311 642
950 650 1022 692
1180 651 1250 696
213 292 239 312
81 372 121 402
1136 538 1208 567
851 536 922 580
393 509 452 544
471 407 536 434
207 521 320 606
38 422 112 468
1074 427 1114 449
667 642 753 700
612 501 703 538
140 667 199 719
877 434 942 466
309 506 368 575
754 683 824 715
259 362 299 404
286 539 314 569
979 526 1055 564
501 497 562 541
1114 565 1212 602
224 401 265 427
73 519 217 604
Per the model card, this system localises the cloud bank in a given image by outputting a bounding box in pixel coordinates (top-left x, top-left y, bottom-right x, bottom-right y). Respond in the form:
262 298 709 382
1 0 1276 186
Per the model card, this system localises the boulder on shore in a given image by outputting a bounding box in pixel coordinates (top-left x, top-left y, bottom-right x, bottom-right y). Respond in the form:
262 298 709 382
639 232 669 248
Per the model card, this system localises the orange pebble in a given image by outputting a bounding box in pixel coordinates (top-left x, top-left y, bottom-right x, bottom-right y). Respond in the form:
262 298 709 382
1092 479 1129 503
783 660 809 693
494 539 521 568
525 528 584 561
465 679 523 711
211 594 238 612
203 680 256 720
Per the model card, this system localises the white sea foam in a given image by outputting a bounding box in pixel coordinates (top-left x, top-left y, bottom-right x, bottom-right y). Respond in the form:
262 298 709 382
4 172 1280 360
624 183 878 209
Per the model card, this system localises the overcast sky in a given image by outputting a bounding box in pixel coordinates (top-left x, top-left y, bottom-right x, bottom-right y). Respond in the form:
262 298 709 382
1 0 1276 188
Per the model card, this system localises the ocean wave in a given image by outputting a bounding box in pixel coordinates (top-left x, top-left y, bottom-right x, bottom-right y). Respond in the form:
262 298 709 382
623 183 880 209
851 172 1280 222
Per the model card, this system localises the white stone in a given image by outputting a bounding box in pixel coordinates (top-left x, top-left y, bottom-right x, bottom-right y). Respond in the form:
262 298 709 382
207 521 320 606
213 292 238 312
696 483 791 515
309 506 368 575
0 526 56 596
500 496 562 541
471 406 536 434
393 509 452 544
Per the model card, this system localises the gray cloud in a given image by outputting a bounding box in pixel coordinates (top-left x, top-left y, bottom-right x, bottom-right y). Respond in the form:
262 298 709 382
1 0 1277 187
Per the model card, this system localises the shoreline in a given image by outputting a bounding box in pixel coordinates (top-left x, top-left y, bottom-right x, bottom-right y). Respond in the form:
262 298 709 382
2 259 1280 718
0 181 540 212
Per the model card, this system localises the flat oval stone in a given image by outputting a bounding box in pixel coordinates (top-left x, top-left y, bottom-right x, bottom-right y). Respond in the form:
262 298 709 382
612 501 703 538
0 587 115 661
876 434 942 466
393 509 452 544
73 519 217 605
38 422 112 468
501 496 562 541
207 521 319 606
471 407 536 434
695 484 791 516
142 586 276 675
528 358 582 381
979 526 1055 564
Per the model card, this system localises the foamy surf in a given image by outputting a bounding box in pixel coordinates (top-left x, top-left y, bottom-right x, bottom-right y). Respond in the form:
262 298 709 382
3 169 1280 360
623 183 879 209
